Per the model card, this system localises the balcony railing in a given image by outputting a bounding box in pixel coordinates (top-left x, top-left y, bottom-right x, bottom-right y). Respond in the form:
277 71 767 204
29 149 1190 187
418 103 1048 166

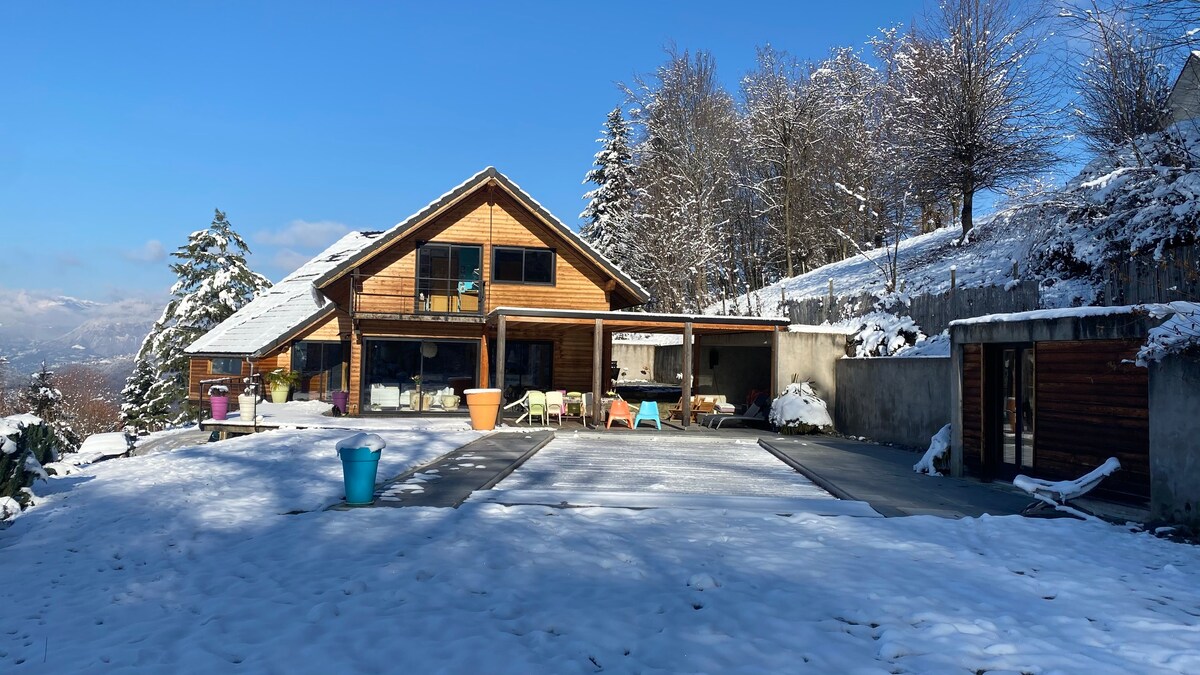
351 272 486 317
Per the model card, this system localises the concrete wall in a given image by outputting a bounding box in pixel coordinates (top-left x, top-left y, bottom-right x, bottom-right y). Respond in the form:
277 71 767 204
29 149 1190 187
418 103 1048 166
773 330 852 416
612 344 657 382
835 356 952 449
1149 353 1200 527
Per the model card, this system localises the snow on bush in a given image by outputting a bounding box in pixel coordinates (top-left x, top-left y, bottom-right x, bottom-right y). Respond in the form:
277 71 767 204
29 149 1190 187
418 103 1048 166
769 382 833 434
1137 301 1200 366
0 414 60 515
914 424 951 476
844 311 926 357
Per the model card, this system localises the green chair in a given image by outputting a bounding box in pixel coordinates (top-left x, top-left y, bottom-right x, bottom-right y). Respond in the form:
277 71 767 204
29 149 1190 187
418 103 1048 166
632 401 661 430
527 390 548 426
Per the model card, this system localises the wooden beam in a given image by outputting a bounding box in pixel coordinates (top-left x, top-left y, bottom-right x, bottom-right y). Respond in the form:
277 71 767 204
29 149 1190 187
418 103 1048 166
495 315 506 424
592 318 603 426
682 322 693 427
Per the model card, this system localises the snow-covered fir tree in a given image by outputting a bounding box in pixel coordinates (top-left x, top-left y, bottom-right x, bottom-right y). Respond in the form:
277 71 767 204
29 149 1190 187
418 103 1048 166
123 209 271 427
119 330 172 431
580 107 636 264
21 363 80 454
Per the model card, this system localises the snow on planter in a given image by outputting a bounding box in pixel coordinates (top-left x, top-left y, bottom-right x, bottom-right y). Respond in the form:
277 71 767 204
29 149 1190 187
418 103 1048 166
769 382 833 434
914 424 951 476
335 433 387 453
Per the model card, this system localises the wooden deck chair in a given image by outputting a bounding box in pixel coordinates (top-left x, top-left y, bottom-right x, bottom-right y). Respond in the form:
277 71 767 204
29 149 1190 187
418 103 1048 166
691 399 716 423
606 398 634 430
666 396 697 421
526 390 548 426
632 401 661 430
1014 457 1121 520
545 390 565 426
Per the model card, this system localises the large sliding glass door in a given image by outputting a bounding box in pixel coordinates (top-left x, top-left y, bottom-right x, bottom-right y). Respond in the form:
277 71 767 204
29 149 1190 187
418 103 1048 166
361 338 478 412
489 340 553 402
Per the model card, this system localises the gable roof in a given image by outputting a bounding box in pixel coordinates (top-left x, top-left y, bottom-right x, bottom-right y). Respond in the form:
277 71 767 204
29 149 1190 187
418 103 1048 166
312 167 650 305
184 231 383 357
1165 51 1200 126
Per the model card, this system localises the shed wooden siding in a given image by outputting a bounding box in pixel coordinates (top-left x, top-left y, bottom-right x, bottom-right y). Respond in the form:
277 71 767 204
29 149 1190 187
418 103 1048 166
961 344 983 476
187 352 288 401
1034 339 1150 499
356 189 616 314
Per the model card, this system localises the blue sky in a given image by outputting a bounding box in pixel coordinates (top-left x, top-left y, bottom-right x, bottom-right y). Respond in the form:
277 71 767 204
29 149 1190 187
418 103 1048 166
1 0 930 303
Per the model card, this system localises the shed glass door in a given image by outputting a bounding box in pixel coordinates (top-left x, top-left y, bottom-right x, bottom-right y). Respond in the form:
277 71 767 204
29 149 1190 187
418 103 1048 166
990 345 1035 477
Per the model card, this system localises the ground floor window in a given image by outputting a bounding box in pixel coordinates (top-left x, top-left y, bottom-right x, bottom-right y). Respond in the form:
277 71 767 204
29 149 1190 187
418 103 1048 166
210 357 242 375
291 341 348 398
362 338 478 412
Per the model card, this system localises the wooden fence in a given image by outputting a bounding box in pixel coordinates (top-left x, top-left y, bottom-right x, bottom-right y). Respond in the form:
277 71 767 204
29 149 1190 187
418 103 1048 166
1100 244 1200 306
784 279 1043 335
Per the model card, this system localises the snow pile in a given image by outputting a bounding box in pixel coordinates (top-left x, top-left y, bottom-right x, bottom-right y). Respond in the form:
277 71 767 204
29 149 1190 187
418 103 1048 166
64 432 132 466
769 382 833 433
1137 301 1200 365
913 424 951 476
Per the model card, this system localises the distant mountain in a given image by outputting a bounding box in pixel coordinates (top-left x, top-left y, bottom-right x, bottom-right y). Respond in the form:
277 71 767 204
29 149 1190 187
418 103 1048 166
0 289 160 385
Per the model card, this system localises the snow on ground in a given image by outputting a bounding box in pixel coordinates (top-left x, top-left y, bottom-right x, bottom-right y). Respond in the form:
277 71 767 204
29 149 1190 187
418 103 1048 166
208 399 476 433
3 429 1200 673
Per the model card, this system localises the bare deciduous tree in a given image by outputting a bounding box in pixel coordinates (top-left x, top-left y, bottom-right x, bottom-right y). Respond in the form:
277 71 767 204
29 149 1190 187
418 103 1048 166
1062 0 1172 155
900 0 1061 239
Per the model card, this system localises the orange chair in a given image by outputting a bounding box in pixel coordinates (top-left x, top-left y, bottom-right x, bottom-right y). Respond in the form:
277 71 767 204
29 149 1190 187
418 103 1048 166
606 398 635 430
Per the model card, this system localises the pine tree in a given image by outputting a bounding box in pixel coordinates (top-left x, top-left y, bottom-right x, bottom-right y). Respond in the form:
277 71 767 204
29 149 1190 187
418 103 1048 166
580 107 636 263
124 209 271 427
21 363 80 454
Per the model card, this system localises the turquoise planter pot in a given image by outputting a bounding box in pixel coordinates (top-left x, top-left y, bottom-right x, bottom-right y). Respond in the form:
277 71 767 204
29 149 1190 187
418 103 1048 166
337 446 381 505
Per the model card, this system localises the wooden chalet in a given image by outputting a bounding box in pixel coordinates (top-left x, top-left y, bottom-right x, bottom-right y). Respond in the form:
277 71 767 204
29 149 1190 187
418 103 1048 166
186 167 787 424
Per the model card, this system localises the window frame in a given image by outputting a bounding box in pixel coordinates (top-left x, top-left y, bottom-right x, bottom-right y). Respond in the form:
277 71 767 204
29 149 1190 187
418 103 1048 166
491 246 556 286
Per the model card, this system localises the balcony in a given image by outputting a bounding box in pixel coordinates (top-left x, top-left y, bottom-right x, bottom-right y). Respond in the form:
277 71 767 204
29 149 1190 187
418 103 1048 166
351 272 486 320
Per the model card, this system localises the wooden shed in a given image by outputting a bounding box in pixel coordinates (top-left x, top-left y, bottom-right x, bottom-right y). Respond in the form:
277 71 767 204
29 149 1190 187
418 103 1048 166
951 307 1160 503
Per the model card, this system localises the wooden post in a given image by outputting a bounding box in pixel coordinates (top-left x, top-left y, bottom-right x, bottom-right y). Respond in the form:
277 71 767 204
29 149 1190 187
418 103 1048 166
682 322 693 428
827 279 834 323
592 318 604 426
1012 261 1019 279
495 315 506 424
770 327 781 398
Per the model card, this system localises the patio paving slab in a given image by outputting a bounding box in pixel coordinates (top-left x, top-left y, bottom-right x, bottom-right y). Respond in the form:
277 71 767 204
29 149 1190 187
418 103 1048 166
758 435 1034 518
342 431 553 509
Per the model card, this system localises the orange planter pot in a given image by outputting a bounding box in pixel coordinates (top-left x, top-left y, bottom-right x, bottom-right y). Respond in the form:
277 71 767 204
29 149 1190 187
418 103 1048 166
464 388 502 431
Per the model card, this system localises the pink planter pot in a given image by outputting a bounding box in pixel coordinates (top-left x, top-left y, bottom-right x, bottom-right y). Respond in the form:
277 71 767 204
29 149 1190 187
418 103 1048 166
210 396 229 421
330 390 349 414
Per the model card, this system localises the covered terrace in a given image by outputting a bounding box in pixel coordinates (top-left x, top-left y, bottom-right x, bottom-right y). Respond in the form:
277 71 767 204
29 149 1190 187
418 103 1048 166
485 308 789 427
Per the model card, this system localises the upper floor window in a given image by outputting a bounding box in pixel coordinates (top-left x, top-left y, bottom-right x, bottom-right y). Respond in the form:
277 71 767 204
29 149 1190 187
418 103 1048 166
210 357 242 375
493 247 554 285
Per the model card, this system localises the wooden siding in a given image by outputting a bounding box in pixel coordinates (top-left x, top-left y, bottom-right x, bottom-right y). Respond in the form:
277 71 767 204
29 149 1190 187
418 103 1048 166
187 353 287 401
961 344 983 476
356 189 615 314
1034 339 1150 500
295 311 351 341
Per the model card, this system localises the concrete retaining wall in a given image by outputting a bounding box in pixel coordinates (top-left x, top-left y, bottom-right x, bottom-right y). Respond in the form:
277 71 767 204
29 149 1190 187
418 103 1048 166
612 344 658 382
774 330 852 416
835 356 952 449
1149 353 1200 527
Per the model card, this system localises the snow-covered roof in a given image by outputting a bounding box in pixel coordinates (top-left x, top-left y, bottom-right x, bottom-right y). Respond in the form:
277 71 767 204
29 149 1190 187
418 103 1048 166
948 304 1158 327
312 167 650 306
185 232 382 357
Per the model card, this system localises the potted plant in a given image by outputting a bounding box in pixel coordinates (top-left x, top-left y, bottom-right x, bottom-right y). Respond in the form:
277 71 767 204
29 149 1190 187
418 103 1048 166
410 374 422 411
238 379 258 420
330 389 349 415
208 385 230 420
263 369 300 404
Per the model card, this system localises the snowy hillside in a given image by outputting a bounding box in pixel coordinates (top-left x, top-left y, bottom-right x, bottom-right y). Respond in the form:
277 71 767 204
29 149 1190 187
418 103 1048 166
718 125 1200 321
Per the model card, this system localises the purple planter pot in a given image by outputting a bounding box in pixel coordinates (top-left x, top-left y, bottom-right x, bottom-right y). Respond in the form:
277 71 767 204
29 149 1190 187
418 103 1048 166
330 390 349 414
210 396 230 421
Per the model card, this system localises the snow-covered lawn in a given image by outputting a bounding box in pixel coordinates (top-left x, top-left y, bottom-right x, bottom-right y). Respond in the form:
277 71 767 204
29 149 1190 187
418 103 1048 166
3 428 1200 673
